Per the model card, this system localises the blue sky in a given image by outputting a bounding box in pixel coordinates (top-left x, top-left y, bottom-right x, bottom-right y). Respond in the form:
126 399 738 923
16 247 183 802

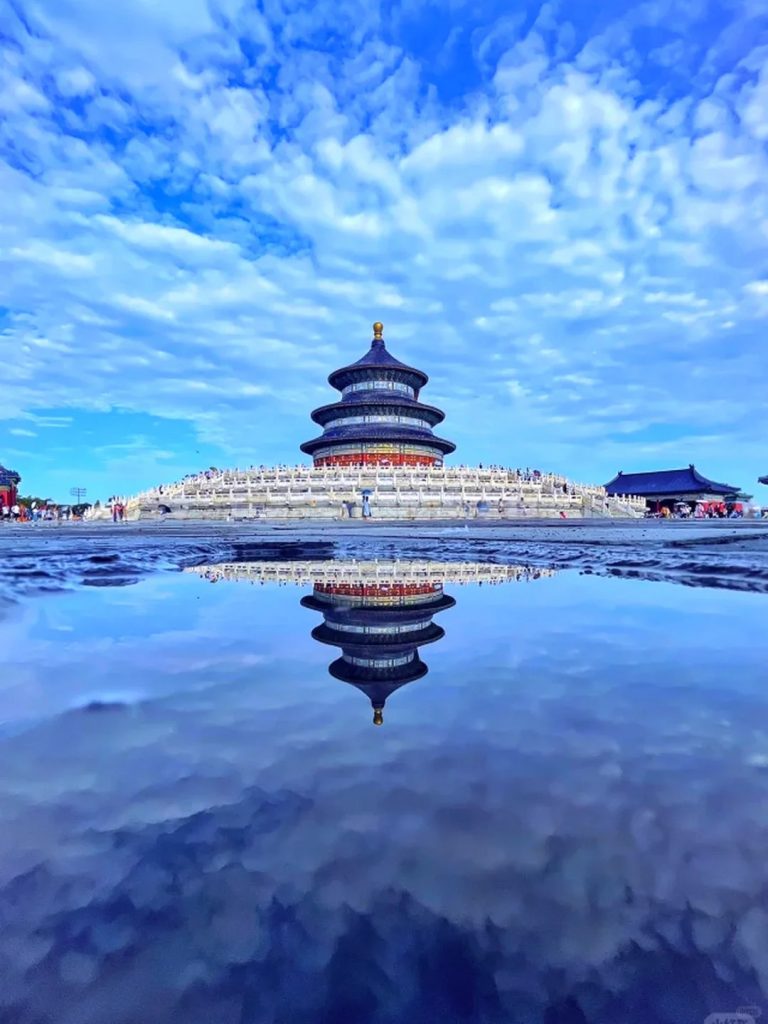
1 0 767 502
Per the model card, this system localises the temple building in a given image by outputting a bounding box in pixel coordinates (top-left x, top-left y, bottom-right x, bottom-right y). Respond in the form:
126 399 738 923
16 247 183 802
605 465 739 508
301 576 455 725
0 463 20 510
301 321 455 468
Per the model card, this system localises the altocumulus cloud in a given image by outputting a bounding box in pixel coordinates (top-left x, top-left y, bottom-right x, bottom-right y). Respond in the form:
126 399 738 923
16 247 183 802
1 0 767 498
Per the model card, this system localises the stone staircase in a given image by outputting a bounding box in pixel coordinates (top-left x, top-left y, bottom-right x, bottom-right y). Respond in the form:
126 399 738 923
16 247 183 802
112 466 645 521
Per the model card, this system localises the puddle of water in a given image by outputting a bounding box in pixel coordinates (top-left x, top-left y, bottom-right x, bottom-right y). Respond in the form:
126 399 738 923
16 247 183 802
1 562 767 1024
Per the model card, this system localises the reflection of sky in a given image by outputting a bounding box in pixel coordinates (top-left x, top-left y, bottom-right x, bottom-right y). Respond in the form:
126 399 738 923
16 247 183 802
1 569 768 1023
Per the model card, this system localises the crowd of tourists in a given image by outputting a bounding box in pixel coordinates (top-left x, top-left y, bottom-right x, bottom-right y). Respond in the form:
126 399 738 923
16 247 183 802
648 500 756 520
1 503 76 523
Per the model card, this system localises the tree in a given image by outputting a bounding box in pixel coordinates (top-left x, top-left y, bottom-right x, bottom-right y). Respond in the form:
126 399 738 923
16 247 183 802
18 494 52 508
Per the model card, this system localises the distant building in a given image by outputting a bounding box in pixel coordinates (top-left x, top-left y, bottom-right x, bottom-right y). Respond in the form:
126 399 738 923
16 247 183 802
0 463 20 510
301 321 455 468
605 464 739 506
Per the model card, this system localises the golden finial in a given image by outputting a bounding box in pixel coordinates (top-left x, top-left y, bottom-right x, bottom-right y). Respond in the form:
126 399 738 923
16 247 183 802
372 321 384 340
373 708 384 726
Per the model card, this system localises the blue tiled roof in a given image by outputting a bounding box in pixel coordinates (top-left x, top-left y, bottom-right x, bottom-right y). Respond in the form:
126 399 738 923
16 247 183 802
605 465 739 497
760 475 768 486
316 423 436 439
301 423 456 456
311 395 446 427
328 339 428 391
0 464 20 486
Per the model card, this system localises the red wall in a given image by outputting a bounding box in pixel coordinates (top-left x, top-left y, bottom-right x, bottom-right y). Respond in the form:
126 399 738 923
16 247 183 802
0 486 17 508
314 453 440 468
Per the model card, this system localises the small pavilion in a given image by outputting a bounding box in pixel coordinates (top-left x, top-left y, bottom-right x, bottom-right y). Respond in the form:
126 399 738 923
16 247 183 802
0 464 20 510
605 464 739 511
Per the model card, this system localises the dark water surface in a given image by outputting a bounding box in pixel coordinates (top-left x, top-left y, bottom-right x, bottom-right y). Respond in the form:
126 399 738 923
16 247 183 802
1 560 768 1024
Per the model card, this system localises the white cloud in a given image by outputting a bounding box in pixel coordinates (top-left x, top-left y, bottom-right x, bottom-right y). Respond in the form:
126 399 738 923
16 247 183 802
94 216 239 257
0 0 767 498
55 67 97 97
10 243 95 276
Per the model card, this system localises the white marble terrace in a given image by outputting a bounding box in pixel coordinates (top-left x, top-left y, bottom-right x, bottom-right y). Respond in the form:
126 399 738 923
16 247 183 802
111 465 646 520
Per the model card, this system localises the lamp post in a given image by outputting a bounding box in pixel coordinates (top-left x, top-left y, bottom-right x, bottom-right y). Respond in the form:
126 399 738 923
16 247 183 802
70 488 87 517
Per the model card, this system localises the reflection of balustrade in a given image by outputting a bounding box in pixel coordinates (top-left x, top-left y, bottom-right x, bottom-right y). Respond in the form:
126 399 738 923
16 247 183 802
185 561 557 586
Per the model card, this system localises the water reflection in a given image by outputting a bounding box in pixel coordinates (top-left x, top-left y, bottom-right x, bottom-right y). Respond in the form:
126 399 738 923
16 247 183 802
191 561 555 724
5 563 767 1024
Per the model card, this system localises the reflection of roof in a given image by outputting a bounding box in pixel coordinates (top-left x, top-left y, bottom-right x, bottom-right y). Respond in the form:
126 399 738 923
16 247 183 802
330 655 429 688
302 592 456 615
312 621 446 649
0 464 20 486
605 465 739 497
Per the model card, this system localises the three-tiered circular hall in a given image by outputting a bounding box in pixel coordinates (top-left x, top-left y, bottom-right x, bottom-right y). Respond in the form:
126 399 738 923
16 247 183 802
301 322 455 469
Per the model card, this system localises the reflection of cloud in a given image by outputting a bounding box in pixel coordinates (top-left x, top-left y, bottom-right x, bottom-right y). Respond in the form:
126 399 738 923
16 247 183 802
1 564 767 1020
1 664 767 1021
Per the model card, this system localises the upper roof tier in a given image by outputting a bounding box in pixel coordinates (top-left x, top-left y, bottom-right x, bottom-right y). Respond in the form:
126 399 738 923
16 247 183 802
327 322 429 393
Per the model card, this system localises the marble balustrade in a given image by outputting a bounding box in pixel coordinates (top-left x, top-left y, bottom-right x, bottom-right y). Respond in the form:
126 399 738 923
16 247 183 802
93 465 645 521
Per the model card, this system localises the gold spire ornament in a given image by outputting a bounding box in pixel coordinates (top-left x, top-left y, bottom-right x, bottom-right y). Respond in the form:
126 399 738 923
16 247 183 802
372 321 384 340
373 708 384 726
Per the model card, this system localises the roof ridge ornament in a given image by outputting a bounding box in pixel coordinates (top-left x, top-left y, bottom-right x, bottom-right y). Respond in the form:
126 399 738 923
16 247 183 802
372 321 384 342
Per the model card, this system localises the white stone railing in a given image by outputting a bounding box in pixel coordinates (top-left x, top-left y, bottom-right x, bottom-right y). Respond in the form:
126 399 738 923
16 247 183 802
123 465 646 520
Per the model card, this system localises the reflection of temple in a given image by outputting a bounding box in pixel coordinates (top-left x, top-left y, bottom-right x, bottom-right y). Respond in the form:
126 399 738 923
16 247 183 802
186 561 556 724
301 579 455 725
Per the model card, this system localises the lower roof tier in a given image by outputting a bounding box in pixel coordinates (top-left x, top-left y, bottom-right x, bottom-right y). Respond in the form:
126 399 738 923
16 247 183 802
301 425 456 459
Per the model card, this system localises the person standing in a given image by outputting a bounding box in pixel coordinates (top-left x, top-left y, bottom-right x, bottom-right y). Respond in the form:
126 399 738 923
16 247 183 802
362 494 372 519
